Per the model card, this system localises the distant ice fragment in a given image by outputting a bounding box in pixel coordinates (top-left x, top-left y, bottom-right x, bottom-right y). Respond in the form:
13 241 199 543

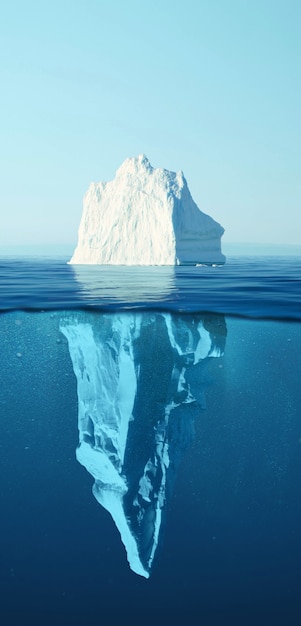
70 155 225 265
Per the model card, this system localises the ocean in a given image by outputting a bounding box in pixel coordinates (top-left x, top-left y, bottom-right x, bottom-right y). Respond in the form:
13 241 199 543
0 256 300 626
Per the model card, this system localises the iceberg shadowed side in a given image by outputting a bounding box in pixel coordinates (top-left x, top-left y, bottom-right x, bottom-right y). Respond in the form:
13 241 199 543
69 155 225 266
60 311 226 577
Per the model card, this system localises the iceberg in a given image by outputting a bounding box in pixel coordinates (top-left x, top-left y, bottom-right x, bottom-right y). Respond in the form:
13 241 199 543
60 311 226 577
70 154 225 265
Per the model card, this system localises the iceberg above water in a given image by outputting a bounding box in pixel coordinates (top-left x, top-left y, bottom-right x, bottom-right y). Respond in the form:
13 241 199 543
60 311 226 577
70 154 225 265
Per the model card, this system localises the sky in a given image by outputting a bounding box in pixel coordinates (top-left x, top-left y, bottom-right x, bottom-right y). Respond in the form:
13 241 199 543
1 0 301 251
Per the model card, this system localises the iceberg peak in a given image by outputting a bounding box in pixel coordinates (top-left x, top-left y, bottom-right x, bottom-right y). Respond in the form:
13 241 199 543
115 153 153 181
70 155 225 265
118 153 152 171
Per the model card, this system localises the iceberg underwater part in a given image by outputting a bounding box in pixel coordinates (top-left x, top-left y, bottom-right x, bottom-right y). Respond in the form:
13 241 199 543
60 311 226 578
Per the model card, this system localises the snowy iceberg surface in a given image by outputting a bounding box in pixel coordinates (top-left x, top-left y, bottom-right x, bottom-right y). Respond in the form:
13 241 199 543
60 311 226 577
70 154 225 265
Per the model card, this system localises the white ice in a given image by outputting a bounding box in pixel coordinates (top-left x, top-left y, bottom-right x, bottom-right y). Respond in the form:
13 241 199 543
70 154 225 266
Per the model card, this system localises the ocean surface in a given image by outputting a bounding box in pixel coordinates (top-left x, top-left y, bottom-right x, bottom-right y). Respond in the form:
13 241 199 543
0 256 301 626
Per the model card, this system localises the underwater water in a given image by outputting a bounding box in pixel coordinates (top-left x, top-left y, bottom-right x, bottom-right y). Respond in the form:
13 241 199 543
0 257 300 626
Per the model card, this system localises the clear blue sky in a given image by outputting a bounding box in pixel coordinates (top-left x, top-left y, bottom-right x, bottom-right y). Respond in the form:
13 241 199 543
1 0 300 249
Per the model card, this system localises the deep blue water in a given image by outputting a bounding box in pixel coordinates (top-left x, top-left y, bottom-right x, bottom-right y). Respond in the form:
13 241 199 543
0 257 301 626
1 256 300 319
